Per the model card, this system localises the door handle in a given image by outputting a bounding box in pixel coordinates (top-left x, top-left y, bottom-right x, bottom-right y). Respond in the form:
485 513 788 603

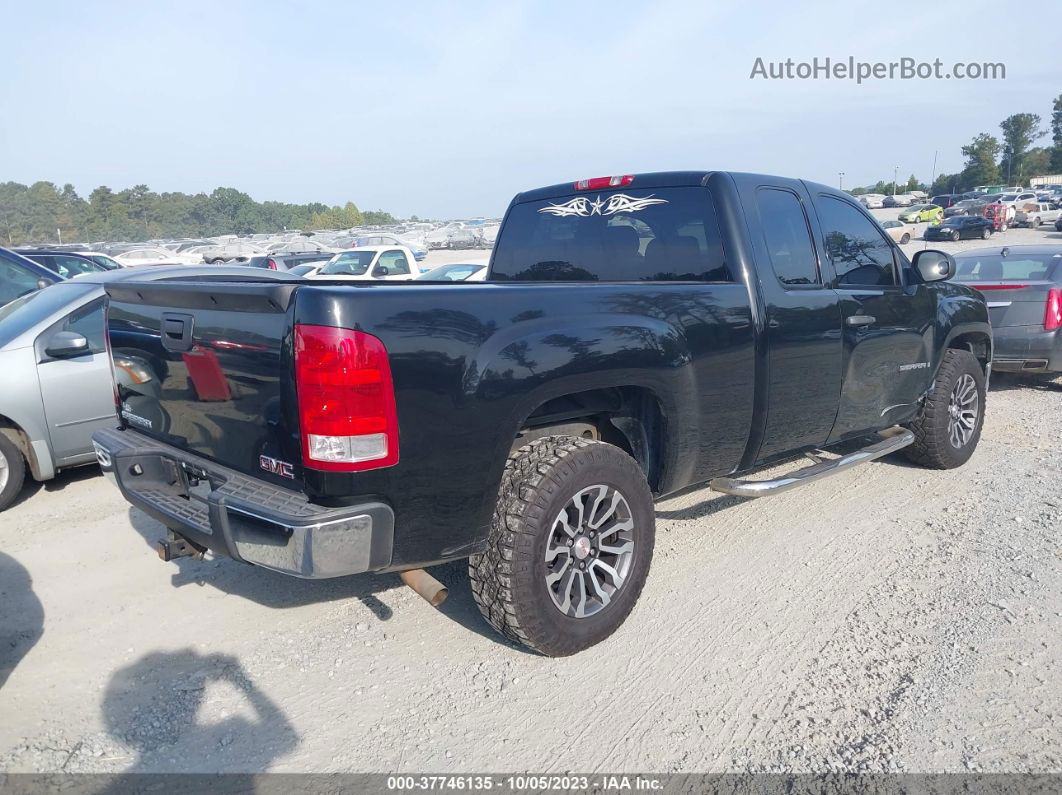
846 314 876 327
161 312 195 352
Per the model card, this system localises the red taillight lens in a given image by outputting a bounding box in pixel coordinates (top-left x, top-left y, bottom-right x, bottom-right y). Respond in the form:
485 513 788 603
1046 288 1062 331
294 324 399 472
266 258 279 270
574 175 634 191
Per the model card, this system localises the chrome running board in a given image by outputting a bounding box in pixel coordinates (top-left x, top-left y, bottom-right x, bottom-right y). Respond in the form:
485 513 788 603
709 427 915 498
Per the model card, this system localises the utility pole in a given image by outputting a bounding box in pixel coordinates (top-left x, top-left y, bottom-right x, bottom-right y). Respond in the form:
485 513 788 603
930 150 938 191
893 166 899 196
838 172 845 190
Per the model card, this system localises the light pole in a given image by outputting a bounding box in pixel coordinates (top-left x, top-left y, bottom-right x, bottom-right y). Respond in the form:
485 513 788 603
893 166 899 196
838 172 845 190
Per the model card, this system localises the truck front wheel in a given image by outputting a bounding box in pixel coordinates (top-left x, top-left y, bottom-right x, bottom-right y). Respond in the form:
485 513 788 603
903 349 985 469
469 435 655 656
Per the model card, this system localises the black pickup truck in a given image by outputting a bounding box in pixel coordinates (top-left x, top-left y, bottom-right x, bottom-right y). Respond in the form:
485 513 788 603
93 171 991 656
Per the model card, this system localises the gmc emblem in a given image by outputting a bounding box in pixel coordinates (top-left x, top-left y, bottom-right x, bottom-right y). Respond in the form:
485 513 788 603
259 455 295 479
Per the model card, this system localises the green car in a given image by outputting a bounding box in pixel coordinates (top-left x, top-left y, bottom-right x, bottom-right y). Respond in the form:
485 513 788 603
899 204 943 223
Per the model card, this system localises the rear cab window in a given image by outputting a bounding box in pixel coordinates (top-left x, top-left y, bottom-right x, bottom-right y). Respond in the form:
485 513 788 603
490 186 730 282
953 254 1061 282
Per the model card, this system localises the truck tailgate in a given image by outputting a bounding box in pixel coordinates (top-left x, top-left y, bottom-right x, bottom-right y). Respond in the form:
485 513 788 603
105 281 303 488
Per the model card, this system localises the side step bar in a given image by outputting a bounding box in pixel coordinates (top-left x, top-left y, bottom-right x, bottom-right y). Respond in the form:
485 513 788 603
709 427 915 498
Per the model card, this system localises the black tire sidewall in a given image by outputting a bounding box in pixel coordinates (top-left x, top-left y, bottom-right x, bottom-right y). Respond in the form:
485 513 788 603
512 443 654 655
928 352 986 468
0 433 27 511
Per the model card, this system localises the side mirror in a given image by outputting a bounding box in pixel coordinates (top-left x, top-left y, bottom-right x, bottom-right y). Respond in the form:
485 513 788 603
45 330 90 358
36 278 51 290
913 249 955 282
375 266 390 277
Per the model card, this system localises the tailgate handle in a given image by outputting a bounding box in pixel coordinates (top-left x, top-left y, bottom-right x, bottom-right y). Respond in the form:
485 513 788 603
161 313 194 352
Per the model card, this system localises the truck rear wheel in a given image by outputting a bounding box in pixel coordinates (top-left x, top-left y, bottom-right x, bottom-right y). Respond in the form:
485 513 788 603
903 349 985 469
469 435 654 656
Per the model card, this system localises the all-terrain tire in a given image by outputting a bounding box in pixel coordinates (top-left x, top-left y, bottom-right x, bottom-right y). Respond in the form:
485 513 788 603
0 432 27 512
469 435 655 656
903 349 985 469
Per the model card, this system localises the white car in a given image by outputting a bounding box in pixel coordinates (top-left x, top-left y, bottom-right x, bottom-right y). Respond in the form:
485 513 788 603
266 240 334 256
113 248 187 267
994 191 1038 207
859 194 886 209
195 241 267 263
306 246 421 281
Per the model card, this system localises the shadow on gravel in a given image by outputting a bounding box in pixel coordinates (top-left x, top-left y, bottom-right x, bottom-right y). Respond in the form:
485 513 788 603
102 649 297 773
6 463 102 511
0 552 44 690
126 507 521 649
654 489 751 521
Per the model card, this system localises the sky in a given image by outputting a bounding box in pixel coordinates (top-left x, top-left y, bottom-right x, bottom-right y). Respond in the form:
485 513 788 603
2 0 1059 218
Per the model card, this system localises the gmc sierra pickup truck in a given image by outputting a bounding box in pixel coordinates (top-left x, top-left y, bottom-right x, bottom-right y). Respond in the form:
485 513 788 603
93 171 992 656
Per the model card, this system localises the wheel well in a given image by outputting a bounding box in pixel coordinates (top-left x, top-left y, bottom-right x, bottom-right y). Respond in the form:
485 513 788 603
948 333 991 373
0 414 40 480
515 387 665 491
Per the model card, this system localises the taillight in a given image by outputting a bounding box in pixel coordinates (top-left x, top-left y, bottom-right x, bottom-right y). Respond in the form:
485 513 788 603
1046 288 1062 331
294 324 399 472
574 175 634 191
266 258 279 270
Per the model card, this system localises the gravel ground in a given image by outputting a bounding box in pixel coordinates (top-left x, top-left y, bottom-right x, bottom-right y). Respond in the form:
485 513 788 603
0 374 1059 774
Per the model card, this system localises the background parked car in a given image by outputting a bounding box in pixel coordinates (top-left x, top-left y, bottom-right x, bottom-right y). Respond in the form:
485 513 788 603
859 194 886 209
307 246 421 281
882 194 914 207
899 204 943 224
416 259 491 281
0 266 291 511
352 234 428 261
1014 202 1061 228
15 250 109 279
265 240 334 256
195 241 267 263
951 245 1062 380
931 194 962 209
72 251 123 270
287 263 323 277
0 247 61 307
113 248 187 267
944 199 987 218
879 220 912 245
241 252 333 271
925 216 994 241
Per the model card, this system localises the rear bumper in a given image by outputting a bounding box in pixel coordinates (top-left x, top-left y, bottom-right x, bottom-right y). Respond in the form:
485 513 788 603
91 427 394 578
990 327 1062 373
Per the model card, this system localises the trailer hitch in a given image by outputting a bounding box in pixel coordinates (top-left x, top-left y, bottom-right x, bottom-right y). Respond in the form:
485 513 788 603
157 529 206 562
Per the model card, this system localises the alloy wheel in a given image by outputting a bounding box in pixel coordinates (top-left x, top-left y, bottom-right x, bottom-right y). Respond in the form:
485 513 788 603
947 373 979 449
544 484 635 619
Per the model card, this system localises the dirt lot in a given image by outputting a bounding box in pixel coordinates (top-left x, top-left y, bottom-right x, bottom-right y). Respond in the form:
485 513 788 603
1 221 1061 776
0 372 1059 774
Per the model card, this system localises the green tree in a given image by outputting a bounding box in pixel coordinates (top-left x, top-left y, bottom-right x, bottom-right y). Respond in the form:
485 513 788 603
959 133 1001 189
930 173 961 196
999 113 1045 183
1051 94 1062 172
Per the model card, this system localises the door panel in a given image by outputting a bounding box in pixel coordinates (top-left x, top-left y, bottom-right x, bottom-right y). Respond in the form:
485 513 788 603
38 353 115 461
36 298 115 462
812 195 933 440
742 183 843 461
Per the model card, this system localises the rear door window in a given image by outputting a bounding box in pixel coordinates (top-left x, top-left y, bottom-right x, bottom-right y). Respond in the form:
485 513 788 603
755 188 819 286
491 186 729 282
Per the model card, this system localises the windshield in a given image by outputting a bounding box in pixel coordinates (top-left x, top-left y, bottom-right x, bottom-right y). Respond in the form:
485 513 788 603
999 194 1018 201
953 253 1061 282
318 251 375 275
0 282 96 346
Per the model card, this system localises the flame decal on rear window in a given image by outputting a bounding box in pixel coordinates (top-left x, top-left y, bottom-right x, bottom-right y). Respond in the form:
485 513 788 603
538 193 669 217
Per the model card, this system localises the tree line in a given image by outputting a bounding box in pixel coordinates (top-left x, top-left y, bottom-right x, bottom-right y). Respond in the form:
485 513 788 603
0 182 398 246
850 92 1062 197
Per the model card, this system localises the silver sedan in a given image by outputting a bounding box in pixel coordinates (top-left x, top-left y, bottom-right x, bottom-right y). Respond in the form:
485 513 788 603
0 266 290 511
